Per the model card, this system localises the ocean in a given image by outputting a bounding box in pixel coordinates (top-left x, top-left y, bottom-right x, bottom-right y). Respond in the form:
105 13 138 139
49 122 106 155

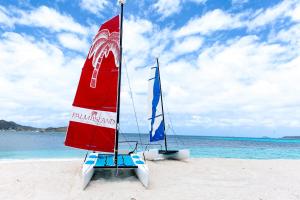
1 131 300 160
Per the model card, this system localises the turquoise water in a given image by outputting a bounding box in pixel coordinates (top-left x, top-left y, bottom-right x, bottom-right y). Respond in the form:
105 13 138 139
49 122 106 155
0 131 300 159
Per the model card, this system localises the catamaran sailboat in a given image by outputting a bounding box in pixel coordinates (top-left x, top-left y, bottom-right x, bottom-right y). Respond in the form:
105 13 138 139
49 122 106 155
141 58 190 161
64 1 148 189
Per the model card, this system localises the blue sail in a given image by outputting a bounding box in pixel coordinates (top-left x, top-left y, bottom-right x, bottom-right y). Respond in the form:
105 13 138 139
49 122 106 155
148 65 164 142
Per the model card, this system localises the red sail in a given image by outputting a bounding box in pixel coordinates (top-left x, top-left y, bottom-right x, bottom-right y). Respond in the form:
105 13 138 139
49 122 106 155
65 15 120 152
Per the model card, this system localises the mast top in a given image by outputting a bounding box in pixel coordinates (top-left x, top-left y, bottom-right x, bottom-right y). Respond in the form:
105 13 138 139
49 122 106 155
118 0 125 4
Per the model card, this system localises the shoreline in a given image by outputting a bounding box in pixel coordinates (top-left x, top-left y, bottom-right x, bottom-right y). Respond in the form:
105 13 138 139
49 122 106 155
1 156 300 162
0 158 82 163
2 130 300 140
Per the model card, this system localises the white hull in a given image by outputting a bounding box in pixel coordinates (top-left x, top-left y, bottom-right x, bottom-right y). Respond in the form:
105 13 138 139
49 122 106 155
82 165 95 189
81 153 149 189
82 152 98 189
131 154 149 188
139 149 190 161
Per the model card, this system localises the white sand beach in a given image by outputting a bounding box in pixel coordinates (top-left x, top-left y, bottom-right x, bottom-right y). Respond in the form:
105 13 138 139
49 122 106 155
1 158 300 200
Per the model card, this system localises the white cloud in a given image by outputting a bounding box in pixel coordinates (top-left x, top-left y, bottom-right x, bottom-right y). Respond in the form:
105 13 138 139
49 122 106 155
172 36 203 54
117 17 178 125
0 32 84 127
17 6 87 35
121 22 298 130
123 16 153 57
80 0 110 15
174 0 300 38
119 12 298 130
247 0 298 29
175 9 243 37
288 2 300 22
153 0 181 18
0 6 14 28
274 24 300 46
119 7 300 129
57 33 89 53
0 5 87 35
160 35 300 128
153 0 206 18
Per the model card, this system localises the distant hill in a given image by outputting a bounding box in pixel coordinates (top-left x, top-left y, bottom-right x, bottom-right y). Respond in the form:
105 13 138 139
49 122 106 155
0 120 67 132
0 120 38 131
282 136 300 139
44 127 67 132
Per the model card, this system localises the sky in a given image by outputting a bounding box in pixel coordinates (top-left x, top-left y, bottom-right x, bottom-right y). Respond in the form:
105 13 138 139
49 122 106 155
0 0 300 137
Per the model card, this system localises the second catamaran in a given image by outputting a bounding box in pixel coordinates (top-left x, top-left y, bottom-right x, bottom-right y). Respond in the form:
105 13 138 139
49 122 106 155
141 58 190 161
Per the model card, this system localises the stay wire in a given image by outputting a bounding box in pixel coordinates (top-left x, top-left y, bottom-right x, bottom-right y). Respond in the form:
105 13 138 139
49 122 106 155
123 57 143 145
164 104 185 146
119 128 133 150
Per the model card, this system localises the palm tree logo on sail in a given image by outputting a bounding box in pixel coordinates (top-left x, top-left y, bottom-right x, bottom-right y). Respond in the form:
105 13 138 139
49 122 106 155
88 29 120 88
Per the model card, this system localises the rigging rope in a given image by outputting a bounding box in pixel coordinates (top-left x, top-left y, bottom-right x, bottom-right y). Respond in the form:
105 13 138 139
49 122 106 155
164 104 185 146
119 128 133 149
123 57 143 145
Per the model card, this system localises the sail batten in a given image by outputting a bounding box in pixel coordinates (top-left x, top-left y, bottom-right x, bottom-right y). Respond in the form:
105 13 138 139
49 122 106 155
65 15 120 153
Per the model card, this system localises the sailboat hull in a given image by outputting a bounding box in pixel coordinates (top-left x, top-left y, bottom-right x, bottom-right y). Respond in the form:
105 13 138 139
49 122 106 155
81 153 149 189
131 154 149 188
139 149 190 161
82 152 98 189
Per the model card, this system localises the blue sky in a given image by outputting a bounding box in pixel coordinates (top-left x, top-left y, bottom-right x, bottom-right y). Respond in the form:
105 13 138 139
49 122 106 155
0 0 300 137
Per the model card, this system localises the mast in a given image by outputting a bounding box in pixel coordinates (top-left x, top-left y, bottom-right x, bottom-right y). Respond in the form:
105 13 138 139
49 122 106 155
114 0 124 166
156 58 168 151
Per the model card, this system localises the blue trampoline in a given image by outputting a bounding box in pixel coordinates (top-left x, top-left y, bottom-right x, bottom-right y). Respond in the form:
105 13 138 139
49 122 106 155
93 154 138 168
